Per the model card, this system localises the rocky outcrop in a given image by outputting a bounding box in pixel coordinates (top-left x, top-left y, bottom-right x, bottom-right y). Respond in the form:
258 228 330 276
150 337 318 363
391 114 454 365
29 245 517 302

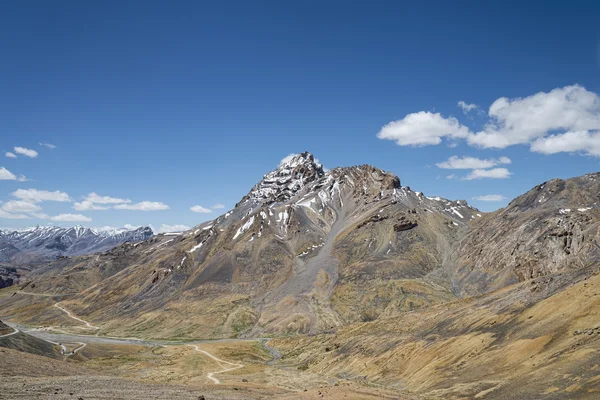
0 267 18 289
393 215 418 232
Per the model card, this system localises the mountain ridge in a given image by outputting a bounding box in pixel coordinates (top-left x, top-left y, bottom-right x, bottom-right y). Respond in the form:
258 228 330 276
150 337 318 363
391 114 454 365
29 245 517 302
0 225 153 266
0 152 484 338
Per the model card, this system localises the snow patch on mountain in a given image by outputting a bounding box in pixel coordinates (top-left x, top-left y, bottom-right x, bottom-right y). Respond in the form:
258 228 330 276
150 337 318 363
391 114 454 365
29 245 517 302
0 225 153 264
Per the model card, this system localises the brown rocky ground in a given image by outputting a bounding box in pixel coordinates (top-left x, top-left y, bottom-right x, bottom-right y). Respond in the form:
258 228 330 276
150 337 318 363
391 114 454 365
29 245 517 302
0 337 411 399
269 265 600 399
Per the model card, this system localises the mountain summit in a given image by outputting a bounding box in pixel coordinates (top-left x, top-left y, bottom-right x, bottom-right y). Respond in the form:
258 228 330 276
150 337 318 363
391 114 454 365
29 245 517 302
240 152 325 204
240 151 403 207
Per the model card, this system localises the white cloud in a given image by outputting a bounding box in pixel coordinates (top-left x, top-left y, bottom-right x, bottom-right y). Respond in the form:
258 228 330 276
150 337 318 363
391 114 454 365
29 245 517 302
379 85 600 157
0 167 17 180
11 189 71 203
464 168 512 180
211 203 225 209
472 194 507 201
114 201 169 211
5 152 16 158
377 111 471 146
446 174 457 180
468 85 600 149
530 130 600 156
156 224 190 233
0 209 29 220
436 155 511 169
50 213 92 222
14 146 38 158
190 205 212 213
84 192 131 204
73 200 110 211
1 200 41 213
39 142 56 149
0 167 25 181
30 212 91 222
458 101 480 114
73 193 130 211
29 212 50 219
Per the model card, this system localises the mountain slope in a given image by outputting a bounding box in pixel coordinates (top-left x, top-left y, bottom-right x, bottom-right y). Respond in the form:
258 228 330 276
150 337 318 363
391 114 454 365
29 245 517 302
456 173 600 296
270 261 600 400
1 153 479 338
0 320 62 358
0 225 153 265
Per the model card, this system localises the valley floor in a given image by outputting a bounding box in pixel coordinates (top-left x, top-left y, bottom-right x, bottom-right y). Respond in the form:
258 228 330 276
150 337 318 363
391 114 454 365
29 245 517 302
2 264 600 399
0 299 409 399
0 339 407 400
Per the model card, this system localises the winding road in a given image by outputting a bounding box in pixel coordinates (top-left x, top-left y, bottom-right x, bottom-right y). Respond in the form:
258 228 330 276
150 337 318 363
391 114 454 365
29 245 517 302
4 300 250 379
0 327 19 338
2 300 99 357
47 340 68 354
188 344 244 384
14 291 75 298
54 303 99 330
45 340 86 355
71 342 87 354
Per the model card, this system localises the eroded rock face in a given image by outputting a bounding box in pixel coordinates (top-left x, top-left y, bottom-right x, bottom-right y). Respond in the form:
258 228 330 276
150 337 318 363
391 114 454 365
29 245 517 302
0 267 18 289
456 173 600 296
0 276 14 289
393 215 418 232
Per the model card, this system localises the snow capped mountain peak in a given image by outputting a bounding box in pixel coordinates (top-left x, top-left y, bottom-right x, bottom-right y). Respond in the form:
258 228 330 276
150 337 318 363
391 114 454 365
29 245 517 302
67 225 91 238
92 226 132 236
240 151 325 204
278 151 323 170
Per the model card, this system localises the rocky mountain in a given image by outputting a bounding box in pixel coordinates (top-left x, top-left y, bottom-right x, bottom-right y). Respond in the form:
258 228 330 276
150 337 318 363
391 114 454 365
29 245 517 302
6 153 600 339
2 152 480 338
0 225 153 265
455 173 600 296
264 173 600 399
2 152 600 399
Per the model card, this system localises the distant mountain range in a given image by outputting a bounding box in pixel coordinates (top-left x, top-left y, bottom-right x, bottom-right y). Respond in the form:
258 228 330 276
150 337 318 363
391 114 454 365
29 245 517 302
0 225 153 265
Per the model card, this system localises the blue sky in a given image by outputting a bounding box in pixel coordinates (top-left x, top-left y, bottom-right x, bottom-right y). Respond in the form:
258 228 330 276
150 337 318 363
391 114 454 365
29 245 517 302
1 1 600 232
